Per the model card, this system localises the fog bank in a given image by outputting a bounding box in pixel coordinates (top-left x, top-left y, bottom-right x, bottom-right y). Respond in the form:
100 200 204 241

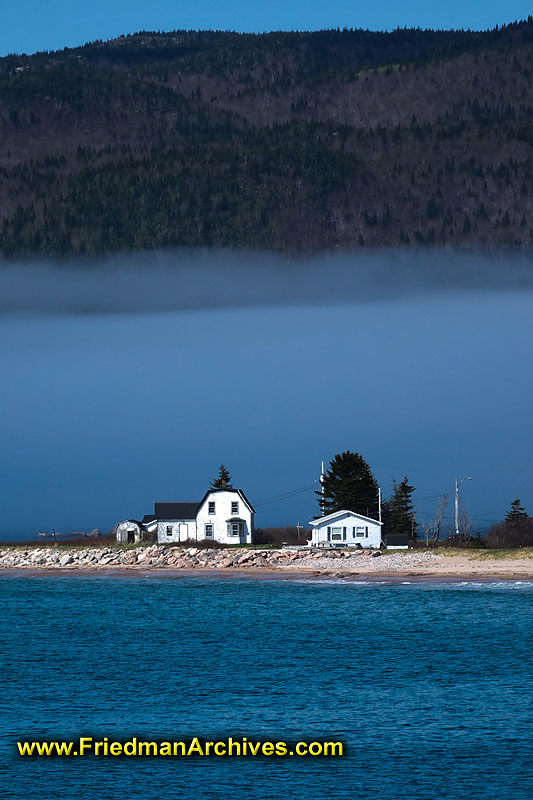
1 248 533 314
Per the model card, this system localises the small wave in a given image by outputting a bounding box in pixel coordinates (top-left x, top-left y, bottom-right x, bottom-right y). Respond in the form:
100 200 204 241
287 576 533 590
441 579 533 590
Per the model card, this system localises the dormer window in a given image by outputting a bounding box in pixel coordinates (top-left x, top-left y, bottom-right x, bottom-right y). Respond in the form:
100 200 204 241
208 501 215 514
231 501 239 514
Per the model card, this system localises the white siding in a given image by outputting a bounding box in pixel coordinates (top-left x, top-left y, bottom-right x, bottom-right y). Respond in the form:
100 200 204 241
153 489 254 545
157 518 196 544
116 521 143 544
310 511 382 549
196 490 253 544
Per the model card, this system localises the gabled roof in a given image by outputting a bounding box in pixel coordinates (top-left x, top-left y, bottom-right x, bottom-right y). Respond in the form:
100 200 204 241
154 502 200 520
309 509 382 526
198 488 255 513
142 515 156 524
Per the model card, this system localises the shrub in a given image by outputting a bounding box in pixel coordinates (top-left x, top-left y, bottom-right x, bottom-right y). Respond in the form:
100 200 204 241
167 538 225 549
486 518 533 548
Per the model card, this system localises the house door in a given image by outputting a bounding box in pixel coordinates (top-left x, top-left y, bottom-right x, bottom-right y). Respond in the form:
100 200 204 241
179 523 188 542
127 530 135 544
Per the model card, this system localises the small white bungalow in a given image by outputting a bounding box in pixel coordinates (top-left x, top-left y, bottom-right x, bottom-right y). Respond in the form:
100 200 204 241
309 510 383 549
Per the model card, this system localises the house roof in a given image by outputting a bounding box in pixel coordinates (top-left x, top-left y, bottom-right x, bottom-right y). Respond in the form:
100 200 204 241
309 509 382 527
154 502 200 520
198 488 255 513
142 515 156 524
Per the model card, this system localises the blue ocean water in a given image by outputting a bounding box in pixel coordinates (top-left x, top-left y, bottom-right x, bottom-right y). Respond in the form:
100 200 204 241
1 574 532 799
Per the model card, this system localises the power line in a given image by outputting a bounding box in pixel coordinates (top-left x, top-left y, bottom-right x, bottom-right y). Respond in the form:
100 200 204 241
255 485 454 511
253 482 318 508
416 510 503 524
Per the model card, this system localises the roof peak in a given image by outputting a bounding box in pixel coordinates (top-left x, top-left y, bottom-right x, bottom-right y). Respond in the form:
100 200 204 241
310 509 382 525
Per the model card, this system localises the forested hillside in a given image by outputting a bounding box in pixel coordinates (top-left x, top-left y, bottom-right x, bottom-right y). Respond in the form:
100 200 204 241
2 20 533 256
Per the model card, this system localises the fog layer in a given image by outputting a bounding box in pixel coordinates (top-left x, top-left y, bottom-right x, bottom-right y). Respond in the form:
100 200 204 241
1 248 533 314
0 249 532 540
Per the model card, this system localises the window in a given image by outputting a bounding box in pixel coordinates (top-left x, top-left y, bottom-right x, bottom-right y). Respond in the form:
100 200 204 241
166 525 172 536
231 523 241 536
356 526 365 537
208 501 215 514
331 526 342 541
231 501 239 514
205 524 213 538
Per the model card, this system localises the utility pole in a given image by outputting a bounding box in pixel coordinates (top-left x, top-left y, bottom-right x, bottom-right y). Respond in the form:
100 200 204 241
455 476 472 535
296 521 303 540
378 487 382 523
454 477 458 536
320 460 325 514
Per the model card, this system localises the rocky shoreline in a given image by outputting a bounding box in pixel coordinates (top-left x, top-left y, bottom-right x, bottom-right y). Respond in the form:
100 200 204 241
1 546 532 579
0 545 439 574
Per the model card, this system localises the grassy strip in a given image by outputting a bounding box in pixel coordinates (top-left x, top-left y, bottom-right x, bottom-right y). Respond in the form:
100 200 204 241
426 547 533 560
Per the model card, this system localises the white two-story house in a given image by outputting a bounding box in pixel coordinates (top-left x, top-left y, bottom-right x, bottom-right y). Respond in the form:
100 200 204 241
154 488 254 545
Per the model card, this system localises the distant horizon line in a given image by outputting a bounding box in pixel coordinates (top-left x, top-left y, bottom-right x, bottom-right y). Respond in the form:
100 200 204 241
2 17 532 59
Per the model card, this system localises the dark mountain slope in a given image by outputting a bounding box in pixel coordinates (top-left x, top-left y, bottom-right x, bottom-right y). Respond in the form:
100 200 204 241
1 20 533 256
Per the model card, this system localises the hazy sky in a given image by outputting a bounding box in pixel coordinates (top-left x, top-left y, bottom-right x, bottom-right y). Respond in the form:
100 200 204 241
1 253 532 540
1 1 532 56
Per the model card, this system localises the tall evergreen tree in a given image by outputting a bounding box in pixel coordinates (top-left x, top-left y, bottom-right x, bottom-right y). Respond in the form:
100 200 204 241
387 476 417 537
505 498 528 524
317 451 379 518
211 464 233 488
